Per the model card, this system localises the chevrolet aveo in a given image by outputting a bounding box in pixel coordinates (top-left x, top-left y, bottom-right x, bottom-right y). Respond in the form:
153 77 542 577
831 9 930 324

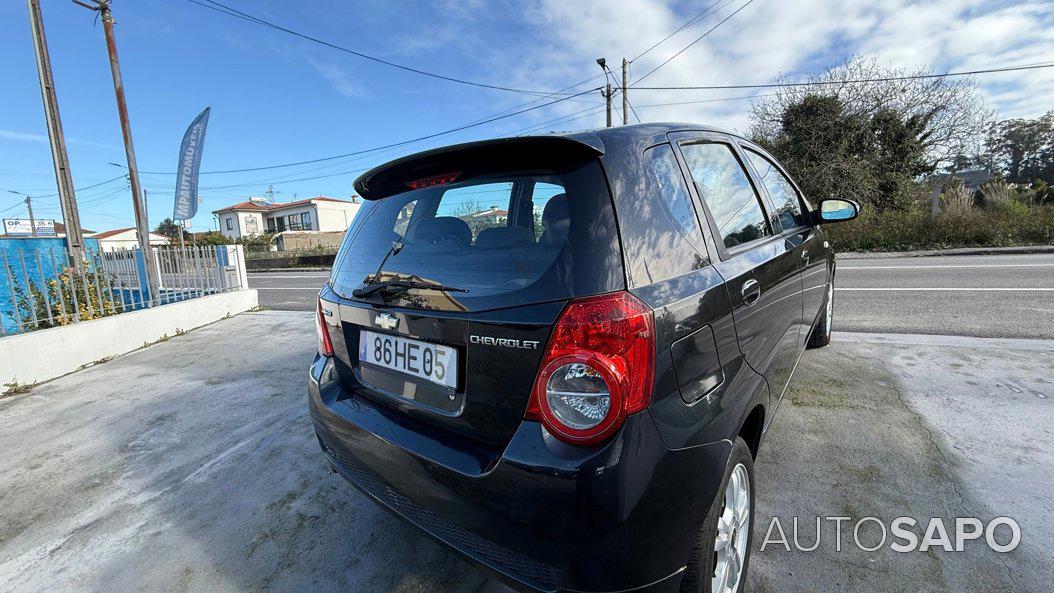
308 123 859 593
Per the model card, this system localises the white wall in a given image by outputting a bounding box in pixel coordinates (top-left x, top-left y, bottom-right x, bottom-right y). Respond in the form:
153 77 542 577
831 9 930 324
96 230 171 252
316 201 360 231
220 214 239 239
0 289 259 386
238 211 265 237
267 205 316 231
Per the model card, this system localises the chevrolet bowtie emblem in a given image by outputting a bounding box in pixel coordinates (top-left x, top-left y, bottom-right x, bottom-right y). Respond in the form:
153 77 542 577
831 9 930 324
374 313 399 331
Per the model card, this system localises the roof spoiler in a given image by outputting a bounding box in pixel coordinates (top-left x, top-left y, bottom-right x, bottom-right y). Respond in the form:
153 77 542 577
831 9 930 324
353 134 604 201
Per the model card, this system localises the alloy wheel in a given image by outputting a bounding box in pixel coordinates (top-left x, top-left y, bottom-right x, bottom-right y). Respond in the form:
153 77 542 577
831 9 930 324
712 463 750 593
825 281 834 338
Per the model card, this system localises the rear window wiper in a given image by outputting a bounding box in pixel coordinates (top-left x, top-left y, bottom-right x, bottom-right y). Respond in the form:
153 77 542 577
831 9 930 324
352 278 468 299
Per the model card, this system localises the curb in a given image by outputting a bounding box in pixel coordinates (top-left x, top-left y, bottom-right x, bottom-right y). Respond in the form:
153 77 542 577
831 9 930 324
839 245 1054 260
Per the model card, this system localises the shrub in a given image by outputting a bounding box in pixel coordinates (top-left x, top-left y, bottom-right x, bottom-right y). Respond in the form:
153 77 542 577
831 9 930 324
979 180 1013 210
825 204 1054 252
12 259 123 330
942 180 974 212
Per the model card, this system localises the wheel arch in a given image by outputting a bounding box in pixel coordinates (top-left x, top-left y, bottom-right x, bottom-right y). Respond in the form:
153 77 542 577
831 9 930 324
737 404 766 458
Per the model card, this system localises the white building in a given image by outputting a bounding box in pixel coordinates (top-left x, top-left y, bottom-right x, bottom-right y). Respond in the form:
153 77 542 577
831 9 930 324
89 228 171 252
212 196 361 240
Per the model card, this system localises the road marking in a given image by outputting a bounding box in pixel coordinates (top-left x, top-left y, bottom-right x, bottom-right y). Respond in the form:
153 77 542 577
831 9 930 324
836 287 1054 291
840 263 1054 270
247 274 330 278
254 286 323 290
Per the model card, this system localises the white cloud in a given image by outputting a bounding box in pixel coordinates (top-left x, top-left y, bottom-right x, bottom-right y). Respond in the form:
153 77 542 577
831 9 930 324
0 129 115 150
303 56 365 99
474 0 1054 132
0 129 47 143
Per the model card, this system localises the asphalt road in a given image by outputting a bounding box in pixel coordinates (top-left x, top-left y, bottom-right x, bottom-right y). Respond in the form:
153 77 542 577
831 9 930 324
248 252 1054 339
3 312 1050 593
248 271 331 311
836 253 1054 339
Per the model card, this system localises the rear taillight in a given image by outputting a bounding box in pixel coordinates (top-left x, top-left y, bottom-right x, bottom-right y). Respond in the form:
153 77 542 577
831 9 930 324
316 298 334 357
526 292 655 445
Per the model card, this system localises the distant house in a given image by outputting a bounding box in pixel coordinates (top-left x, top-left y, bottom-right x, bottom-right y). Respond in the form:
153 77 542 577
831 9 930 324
212 196 361 240
460 206 508 227
928 169 996 194
89 228 171 252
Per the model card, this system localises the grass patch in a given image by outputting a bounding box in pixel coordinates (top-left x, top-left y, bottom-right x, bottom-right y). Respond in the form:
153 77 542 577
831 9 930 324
3 382 34 397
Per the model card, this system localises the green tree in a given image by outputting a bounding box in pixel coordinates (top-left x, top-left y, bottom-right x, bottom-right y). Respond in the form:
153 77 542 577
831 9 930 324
154 218 189 241
751 56 992 211
753 94 931 210
194 231 230 246
985 112 1054 184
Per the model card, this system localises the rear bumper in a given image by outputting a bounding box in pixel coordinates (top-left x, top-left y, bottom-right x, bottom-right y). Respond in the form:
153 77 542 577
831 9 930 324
308 355 731 593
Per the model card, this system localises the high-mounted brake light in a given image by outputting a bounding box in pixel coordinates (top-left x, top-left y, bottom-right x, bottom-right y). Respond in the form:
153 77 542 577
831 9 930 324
526 292 655 445
316 298 334 357
406 171 461 190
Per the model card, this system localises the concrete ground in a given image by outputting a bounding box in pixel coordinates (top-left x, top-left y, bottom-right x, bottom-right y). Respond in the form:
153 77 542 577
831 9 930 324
1 312 1051 593
247 252 1054 339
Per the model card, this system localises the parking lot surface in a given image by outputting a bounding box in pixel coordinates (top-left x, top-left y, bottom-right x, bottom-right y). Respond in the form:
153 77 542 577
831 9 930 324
1 312 1050 593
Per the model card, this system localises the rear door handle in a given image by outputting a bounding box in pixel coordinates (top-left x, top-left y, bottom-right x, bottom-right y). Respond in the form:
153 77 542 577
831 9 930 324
801 249 810 265
741 279 761 305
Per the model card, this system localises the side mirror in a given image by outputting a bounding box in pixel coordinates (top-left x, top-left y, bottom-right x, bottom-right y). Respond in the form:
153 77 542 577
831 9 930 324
815 198 860 224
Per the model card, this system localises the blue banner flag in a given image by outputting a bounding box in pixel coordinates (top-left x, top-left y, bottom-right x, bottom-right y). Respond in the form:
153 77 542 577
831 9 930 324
173 107 210 221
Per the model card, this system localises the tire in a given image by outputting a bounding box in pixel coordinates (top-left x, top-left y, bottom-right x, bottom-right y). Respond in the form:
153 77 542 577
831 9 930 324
680 437 755 593
807 278 834 349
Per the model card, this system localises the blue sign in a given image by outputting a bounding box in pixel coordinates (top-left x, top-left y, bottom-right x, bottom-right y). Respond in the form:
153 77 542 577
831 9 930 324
173 107 210 221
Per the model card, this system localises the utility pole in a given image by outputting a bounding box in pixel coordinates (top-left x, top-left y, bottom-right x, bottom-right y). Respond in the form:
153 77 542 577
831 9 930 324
604 83 612 127
5 191 37 236
26 0 84 257
621 58 629 126
25 195 36 237
75 0 159 296
596 57 612 128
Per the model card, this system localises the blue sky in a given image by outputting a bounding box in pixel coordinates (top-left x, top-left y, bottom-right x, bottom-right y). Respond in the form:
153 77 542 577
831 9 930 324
1 0 1051 233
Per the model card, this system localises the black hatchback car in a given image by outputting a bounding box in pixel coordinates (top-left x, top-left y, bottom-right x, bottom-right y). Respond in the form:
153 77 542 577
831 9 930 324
309 123 858 593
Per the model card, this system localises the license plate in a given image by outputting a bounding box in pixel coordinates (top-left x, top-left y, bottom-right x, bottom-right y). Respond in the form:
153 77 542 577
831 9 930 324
359 330 457 389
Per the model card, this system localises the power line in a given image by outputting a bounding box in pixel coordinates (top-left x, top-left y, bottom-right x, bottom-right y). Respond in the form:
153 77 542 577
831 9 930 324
3 173 127 200
630 0 726 63
635 92 781 107
130 86 600 177
186 0 572 98
0 201 27 215
512 105 607 135
632 0 756 86
132 2 752 179
631 61 1054 90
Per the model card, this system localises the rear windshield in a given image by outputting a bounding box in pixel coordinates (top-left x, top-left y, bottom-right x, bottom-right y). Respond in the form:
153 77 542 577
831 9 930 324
331 159 623 311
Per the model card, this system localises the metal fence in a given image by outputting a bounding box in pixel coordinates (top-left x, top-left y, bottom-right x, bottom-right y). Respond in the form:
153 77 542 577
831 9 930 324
0 245 245 336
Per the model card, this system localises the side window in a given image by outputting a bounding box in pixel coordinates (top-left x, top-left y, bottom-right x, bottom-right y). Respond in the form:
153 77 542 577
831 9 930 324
643 144 704 246
680 142 771 250
609 143 707 288
744 148 806 230
393 201 416 237
531 182 565 241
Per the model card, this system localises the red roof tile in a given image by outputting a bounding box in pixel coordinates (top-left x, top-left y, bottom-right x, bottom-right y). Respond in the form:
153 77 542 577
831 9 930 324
90 227 137 239
212 196 354 214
